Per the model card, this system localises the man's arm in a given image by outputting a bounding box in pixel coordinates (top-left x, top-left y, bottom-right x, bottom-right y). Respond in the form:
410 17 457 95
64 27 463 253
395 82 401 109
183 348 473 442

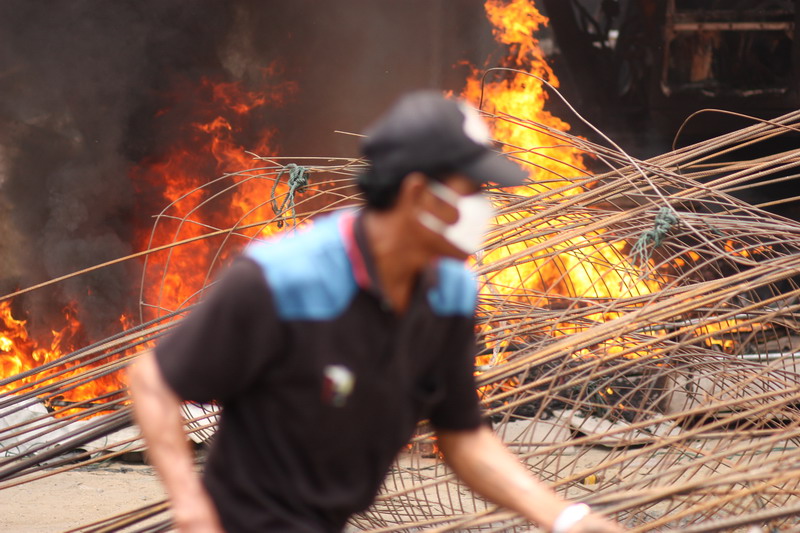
437 426 623 533
128 350 224 533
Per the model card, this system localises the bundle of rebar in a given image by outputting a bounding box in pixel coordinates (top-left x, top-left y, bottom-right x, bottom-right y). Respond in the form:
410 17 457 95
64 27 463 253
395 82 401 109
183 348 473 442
1 102 800 532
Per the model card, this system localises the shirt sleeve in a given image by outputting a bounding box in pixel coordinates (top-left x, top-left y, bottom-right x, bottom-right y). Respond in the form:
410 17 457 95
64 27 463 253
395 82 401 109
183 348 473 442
154 257 284 403
428 316 483 431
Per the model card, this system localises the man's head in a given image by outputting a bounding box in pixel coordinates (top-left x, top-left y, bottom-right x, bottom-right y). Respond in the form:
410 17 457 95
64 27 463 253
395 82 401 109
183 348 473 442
357 90 526 209
357 91 527 259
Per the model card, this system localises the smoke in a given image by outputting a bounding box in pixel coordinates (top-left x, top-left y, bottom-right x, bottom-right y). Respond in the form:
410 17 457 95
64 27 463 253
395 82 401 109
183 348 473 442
0 0 494 339
218 1 496 157
0 0 235 338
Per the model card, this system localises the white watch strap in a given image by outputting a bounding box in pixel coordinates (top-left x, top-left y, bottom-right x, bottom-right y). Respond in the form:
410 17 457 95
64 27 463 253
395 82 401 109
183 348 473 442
552 503 591 533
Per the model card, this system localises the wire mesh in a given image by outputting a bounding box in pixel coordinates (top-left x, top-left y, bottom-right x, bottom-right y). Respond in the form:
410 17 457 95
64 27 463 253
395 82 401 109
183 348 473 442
0 105 799 531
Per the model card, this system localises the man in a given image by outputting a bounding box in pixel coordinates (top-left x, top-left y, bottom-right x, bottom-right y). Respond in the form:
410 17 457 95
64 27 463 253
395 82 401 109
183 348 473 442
129 91 623 533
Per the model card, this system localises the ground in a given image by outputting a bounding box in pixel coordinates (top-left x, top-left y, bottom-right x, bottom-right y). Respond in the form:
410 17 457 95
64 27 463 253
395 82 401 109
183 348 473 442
0 464 166 533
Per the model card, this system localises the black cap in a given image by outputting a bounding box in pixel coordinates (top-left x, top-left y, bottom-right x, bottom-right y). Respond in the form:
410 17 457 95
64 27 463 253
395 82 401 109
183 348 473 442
360 91 527 190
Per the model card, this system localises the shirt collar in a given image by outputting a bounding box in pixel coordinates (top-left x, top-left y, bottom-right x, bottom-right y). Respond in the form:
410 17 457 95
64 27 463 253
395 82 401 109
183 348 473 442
338 210 375 292
338 210 438 298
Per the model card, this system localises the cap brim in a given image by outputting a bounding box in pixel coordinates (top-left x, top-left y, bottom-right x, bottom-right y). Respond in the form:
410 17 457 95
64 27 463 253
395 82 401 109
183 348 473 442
459 150 528 187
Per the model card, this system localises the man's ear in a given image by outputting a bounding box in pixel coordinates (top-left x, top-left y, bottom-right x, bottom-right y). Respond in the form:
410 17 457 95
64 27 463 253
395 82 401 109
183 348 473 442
396 172 429 209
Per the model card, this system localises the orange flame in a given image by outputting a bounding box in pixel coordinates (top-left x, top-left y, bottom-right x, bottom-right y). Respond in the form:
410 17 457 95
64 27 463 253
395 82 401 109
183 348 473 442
1 70 297 412
463 0 584 193
464 0 663 378
0 300 125 408
134 71 297 319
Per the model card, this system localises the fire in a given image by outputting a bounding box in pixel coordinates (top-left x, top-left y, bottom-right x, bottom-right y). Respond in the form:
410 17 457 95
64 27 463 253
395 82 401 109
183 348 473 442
133 71 298 319
0 300 124 407
463 0 585 193
0 70 297 413
5 2 758 420
694 319 754 354
464 0 663 378
469 1 766 384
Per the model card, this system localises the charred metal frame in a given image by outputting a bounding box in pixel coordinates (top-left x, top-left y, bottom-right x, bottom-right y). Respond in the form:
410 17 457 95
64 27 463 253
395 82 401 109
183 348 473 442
540 0 800 141
661 0 797 97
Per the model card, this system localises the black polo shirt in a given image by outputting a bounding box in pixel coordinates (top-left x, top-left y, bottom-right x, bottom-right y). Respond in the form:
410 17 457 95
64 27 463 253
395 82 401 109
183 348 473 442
155 210 482 532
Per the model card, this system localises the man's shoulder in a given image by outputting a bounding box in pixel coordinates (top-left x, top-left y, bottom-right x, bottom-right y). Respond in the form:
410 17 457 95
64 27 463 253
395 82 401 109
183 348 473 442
427 259 477 317
244 212 357 320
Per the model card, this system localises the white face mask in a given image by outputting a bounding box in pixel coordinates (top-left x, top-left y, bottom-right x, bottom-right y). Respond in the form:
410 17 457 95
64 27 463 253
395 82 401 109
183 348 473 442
417 181 494 254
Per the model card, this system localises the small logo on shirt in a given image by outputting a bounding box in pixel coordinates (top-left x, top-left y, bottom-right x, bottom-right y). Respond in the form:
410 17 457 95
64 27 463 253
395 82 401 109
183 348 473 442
322 365 355 407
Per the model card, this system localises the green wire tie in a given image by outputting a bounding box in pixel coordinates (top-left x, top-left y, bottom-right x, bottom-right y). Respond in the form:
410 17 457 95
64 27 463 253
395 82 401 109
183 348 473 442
270 163 309 229
631 206 679 267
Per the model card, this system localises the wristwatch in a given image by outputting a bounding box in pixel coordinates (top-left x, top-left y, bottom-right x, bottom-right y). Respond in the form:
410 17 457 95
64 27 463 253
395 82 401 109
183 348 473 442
552 503 591 533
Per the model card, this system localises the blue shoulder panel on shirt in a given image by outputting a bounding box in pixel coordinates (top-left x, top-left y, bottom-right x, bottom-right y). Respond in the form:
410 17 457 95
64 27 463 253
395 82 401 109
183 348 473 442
245 213 357 321
427 259 477 316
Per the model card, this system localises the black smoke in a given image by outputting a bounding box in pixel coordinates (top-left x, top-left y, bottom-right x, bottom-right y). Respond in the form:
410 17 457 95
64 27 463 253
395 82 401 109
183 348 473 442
0 0 495 340
0 1 237 339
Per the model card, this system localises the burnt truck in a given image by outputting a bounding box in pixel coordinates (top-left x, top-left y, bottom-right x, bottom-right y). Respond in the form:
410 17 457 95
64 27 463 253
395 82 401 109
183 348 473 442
539 0 799 149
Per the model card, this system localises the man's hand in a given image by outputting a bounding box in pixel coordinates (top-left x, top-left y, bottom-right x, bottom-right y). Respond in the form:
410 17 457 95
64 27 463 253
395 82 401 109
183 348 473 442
437 426 625 531
568 512 625 533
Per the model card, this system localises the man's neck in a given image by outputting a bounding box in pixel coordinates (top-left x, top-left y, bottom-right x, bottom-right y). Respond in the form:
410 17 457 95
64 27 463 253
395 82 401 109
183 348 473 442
361 209 433 313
